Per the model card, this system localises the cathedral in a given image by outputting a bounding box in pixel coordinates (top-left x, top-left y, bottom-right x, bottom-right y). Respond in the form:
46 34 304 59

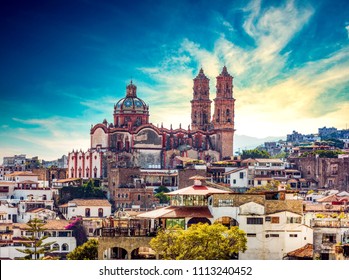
68 66 236 179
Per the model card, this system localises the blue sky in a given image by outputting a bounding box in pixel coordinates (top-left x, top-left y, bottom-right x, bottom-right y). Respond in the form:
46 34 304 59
0 0 348 161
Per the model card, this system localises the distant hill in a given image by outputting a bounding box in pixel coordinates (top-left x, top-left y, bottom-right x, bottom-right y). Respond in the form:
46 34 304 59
234 134 285 154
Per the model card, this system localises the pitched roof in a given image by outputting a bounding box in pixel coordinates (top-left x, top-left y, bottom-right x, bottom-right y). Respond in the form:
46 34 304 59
224 167 247 175
137 206 213 219
167 185 230 196
6 172 37 177
316 194 338 203
14 220 70 230
55 178 81 183
255 158 284 163
286 243 313 259
67 199 111 207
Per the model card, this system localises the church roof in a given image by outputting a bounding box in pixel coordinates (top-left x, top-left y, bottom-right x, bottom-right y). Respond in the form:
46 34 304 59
194 68 209 80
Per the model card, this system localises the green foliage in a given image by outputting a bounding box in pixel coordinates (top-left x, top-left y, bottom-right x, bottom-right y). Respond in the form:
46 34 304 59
58 179 106 204
241 149 270 159
319 138 345 149
16 218 56 260
300 149 344 158
65 218 88 246
271 152 289 159
247 180 290 193
155 192 170 204
155 186 170 204
67 239 98 260
150 223 247 260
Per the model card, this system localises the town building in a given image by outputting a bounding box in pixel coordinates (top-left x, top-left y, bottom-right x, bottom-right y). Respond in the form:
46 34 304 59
58 198 112 220
67 66 236 179
0 220 76 260
288 156 349 190
312 218 349 260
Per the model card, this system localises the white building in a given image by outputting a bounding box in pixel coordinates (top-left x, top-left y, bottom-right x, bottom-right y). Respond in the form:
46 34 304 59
68 150 105 179
0 220 77 260
59 199 112 220
224 167 249 191
238 203 313 260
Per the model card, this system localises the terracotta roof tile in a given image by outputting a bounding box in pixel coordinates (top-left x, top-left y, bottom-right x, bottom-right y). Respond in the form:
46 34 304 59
286 243 313 259
68 199 111 207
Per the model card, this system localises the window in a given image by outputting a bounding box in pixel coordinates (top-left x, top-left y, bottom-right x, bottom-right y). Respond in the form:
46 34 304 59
266 234 279 238
52 243 60 251
258 180 262 185
98 208 103 218
322 233 336 243
239 172 244 179
62 243 69 251
85 208 91 217
138 194 141 201
289 234 298 238
58 231 69 237
247 233 256 237
271 217 280 224
218 199 234 207
265 216 271 222
233 179 236 184
287 217 301 224
247 218 263 225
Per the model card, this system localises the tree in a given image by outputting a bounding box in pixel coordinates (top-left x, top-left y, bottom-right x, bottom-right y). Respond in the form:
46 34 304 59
16 218 55 260
155 186 170 204
67 239 98 260
58 179 106 204
149 223 247 260
241 149 270 159
65 217 88 246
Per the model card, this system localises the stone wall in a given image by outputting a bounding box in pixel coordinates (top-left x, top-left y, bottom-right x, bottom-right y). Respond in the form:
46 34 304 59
178 168 207 189
212 193 303 214
97 236 155 259
289 156 349 190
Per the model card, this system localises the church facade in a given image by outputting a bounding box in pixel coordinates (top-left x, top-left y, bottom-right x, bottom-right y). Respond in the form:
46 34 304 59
68 66 236 179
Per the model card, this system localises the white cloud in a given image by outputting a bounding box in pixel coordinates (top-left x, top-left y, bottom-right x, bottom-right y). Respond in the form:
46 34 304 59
2 117 91 160
137 1 348 139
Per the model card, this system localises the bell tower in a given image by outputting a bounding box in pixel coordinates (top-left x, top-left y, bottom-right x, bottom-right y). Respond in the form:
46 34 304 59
190 68 212 131
212 66 235 158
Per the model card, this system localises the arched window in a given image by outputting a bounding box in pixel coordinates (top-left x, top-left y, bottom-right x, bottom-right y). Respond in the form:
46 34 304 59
62 243 69 251
52 243 60 252
85 208 90 217
98 208 103 218
42 194 47 200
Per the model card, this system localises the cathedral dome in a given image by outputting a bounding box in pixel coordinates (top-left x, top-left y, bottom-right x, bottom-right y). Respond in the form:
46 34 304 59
115 81 148 113
113 81 149 128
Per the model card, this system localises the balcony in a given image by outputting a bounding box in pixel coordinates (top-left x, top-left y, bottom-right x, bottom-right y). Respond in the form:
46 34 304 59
311 219 349 228
255 165 285 170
